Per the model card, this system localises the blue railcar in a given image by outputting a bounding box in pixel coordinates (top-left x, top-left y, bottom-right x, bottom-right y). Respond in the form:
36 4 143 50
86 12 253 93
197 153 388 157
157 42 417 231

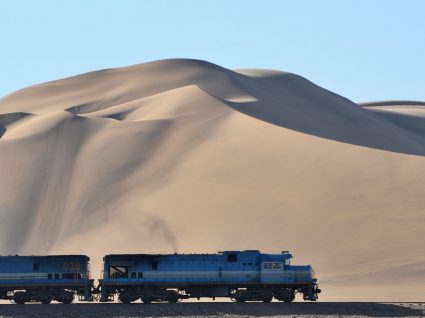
99 250 320 303
0 255 93 304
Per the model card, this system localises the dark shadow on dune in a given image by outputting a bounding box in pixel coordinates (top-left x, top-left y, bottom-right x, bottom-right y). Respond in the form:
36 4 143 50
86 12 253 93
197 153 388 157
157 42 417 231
222 96 425 157
365 109 425 138
66 102 108 115
65 96 135 115
0 112 32 139
0 302 423 317
0 112 31 125
360 100 425 107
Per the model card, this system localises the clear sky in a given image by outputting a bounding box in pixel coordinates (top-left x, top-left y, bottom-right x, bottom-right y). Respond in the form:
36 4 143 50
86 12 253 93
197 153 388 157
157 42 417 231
1 0 424 102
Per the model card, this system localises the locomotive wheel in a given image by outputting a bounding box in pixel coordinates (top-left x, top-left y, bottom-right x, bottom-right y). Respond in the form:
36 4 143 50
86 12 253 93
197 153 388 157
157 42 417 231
41 295 52 304
235 297 245 303
119 295 131 304
141 297 152 304
62 296 74 304
168 296 178 303
262 295 273 303
283 295 295 303
13 292 26 305
140 296 152 304
276 289 295 303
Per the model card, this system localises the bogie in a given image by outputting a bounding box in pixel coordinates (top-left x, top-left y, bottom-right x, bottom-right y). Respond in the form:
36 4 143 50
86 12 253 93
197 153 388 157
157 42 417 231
118 289 182 304
231 288 274 302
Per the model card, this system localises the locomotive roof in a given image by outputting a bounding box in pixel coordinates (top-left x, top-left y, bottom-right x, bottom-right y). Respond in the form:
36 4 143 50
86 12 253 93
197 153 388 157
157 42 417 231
104 250 263 257
0 254 89 259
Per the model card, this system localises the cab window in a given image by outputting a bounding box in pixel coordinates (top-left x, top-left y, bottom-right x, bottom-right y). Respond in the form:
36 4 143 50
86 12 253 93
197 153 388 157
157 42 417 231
109 266 128 278
263 262 283 270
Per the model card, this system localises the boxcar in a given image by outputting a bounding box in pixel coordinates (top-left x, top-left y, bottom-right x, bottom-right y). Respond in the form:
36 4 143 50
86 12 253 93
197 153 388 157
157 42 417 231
0 255 93 304
99 250 320 303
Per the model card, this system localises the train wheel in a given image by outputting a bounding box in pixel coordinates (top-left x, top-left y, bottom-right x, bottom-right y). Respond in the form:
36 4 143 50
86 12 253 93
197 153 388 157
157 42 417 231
41 296 52 304
262 295 273 303
13 292 26 305
275 289 295 303
119 295 131 304
283 294 295 303
62 295 74 304
168 296 178 303
141 297 151 304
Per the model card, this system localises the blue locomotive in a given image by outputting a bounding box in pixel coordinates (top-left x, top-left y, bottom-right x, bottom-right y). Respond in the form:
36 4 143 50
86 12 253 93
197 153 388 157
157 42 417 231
0 250 320 304
0 255 93 304
99 250 320 303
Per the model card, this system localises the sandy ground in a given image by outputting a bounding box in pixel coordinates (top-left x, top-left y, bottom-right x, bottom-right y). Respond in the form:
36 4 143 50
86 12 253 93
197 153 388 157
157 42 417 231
1 59 425 301
0 302 424 318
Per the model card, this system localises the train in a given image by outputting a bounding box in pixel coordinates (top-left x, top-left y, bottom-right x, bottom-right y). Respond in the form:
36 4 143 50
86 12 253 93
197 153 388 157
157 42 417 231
0 250 320 304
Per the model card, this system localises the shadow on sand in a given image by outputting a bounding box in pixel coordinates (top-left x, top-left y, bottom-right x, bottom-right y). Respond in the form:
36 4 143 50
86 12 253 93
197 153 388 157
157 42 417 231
226 99 425 157
0 302 423 317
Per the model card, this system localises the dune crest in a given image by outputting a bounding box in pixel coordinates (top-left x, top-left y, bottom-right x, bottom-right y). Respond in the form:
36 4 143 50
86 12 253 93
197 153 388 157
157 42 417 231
1 59 425 301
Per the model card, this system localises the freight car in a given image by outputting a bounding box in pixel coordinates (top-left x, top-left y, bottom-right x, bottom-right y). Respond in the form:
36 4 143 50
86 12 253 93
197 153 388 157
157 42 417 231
0 255 93 304
99 250 320 303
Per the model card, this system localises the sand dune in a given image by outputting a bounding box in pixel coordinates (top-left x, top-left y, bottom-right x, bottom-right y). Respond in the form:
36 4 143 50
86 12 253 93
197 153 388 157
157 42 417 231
0 59 425 301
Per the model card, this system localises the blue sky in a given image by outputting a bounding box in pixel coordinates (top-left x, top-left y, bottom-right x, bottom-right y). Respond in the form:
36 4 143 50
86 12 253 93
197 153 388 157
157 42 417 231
1 0 424 102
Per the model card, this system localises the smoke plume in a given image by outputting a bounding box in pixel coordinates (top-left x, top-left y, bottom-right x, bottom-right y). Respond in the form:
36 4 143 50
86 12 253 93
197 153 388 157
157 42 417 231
144 214 178 253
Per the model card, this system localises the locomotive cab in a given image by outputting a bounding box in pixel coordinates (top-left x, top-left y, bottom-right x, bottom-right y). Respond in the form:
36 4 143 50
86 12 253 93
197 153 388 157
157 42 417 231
260 252 292 283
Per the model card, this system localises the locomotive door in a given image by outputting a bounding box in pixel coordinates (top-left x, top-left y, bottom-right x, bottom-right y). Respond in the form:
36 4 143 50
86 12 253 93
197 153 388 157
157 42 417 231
223 253 239 283
260 255 285 283
260 255 272 283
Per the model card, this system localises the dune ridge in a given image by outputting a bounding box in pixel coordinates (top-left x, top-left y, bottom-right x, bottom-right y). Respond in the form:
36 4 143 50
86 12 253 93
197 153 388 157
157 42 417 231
360 100 425 107
0 59 425 301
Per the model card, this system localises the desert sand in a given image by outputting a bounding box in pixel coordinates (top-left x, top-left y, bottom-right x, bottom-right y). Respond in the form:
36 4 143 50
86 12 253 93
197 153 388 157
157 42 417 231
0 59 424 302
